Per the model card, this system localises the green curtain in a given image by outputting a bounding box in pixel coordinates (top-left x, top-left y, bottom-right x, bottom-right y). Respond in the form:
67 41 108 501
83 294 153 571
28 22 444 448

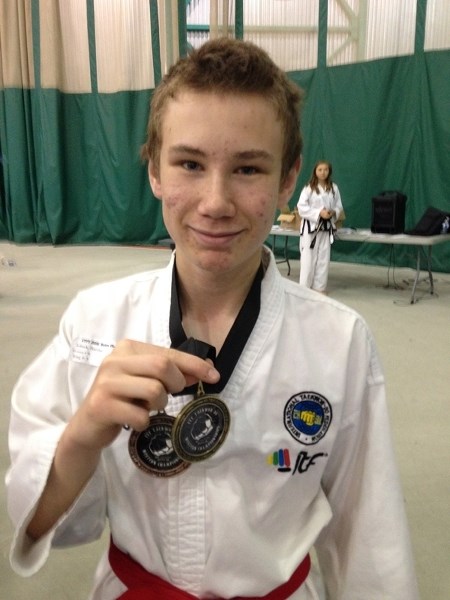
0 87 165 244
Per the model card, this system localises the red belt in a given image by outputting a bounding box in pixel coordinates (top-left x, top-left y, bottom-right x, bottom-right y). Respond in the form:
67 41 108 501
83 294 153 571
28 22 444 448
109 538 310 600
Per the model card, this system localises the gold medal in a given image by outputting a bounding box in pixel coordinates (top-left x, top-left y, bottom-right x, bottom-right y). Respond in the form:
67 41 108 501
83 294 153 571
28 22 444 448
128 412 190 477
172 382 230 462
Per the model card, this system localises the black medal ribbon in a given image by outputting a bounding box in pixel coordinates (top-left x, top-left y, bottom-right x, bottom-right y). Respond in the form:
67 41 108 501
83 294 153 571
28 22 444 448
177 337 216 363
169 260 263 394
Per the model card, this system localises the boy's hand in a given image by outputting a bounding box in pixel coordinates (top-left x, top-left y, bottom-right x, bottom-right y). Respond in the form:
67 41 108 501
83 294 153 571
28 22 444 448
67 340 221 451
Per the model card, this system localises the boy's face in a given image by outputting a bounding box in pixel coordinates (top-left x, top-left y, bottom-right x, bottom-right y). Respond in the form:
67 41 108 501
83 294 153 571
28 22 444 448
149 90 299 277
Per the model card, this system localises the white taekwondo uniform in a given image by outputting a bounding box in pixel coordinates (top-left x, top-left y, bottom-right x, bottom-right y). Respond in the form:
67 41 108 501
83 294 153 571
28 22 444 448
6 249 418 600
297 184 344 291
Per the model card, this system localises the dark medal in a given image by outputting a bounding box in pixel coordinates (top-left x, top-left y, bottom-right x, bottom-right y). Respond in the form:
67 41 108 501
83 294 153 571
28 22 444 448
128 412 190 477
172 383 230 462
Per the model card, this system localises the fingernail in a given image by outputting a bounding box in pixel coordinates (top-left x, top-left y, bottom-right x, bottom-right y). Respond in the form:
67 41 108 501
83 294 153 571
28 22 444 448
208 367 220 381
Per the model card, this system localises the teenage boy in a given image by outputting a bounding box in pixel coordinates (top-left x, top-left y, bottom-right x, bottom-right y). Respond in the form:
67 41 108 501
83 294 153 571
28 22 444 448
6 37 418 599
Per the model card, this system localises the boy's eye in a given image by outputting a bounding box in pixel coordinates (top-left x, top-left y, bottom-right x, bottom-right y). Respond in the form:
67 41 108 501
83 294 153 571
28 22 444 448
183 160 201 171
238 165 258 175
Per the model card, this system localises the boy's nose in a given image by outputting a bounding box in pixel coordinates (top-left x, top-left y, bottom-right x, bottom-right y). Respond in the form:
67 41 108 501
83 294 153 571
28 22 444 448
198 173 235 218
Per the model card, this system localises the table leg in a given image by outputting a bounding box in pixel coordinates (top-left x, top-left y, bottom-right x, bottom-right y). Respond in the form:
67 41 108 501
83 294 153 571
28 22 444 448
284 237 291 276
271 234 291 276
410 246 434 304
426 246 435 295
410 248 421 304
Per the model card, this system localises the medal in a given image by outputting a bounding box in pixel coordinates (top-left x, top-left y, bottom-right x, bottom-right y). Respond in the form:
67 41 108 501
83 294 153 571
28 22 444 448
128 384 230 476
172 382 230 462
128 412 191 477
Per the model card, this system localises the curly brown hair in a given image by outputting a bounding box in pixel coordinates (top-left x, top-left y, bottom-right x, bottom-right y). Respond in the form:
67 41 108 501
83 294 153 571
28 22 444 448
141 37 303 183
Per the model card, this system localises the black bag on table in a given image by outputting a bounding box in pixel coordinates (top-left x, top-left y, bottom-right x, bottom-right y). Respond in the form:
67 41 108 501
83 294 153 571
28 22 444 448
405 206 450 236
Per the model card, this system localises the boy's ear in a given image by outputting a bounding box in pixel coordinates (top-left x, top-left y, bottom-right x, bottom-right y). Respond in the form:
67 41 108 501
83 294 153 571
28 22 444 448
148 161 162 200
277 156 301 209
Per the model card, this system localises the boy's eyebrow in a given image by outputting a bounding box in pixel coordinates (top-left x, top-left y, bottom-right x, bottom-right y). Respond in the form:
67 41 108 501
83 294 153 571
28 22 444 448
234 149 275 163
168 144 205 157
168 144 275 162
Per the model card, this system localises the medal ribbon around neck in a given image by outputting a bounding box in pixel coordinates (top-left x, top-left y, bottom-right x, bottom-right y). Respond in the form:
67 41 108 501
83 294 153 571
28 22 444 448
128 261 263 477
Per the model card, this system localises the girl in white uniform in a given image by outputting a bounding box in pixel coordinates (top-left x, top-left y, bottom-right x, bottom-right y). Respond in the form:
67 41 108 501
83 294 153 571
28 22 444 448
6 38 418 600
297 162 343 292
